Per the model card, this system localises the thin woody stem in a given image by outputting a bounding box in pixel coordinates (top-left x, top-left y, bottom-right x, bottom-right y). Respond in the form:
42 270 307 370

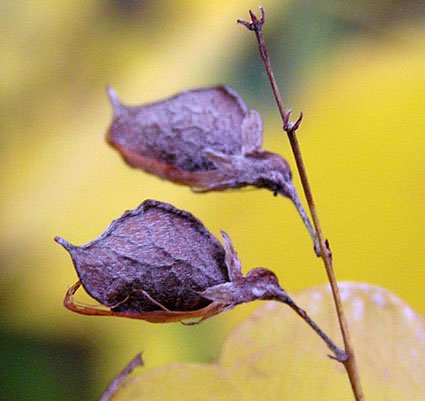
238 7 365 401
278 293 347 361
283 184 320 255
100 353 144 401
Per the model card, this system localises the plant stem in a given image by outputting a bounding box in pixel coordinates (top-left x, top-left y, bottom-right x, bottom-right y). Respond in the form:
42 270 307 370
100 353 143 401
238 7 365 401
278 293 347 362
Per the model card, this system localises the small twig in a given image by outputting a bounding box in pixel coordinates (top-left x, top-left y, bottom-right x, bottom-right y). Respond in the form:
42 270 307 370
276 293 347 362
238 7 365 401
100 353 144 401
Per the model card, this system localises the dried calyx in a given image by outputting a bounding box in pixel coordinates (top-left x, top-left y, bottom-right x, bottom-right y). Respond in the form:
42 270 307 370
55 200 345 361
106 86 319 255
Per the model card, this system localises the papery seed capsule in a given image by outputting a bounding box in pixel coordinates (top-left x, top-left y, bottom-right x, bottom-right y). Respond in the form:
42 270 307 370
106 86 319 254
56 200 287 322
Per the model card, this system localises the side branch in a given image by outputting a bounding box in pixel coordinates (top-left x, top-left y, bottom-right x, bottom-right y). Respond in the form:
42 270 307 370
100 353 144 401
280 294 347 362
238 7 365 401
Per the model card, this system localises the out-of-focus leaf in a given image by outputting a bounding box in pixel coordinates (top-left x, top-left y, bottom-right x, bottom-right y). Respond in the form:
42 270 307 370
111 364 240 401
111 283 425 400
221 282 425 400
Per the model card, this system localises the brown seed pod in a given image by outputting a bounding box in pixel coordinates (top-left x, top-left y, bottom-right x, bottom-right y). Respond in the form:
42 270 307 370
55 200 345 359
106 86 319 254
55 200 292 323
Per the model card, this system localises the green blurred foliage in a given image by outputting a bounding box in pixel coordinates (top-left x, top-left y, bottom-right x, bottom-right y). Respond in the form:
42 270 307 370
1 0 425 399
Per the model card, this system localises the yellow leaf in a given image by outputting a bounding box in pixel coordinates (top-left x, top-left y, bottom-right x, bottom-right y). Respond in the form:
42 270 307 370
111 364 240 401
111 283 425 400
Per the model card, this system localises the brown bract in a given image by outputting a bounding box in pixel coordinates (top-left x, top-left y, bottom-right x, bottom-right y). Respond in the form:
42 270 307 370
106 86 318 253
55 200 289 323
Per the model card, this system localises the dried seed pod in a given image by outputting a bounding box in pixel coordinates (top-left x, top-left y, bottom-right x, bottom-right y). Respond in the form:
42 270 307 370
55 199 290 322
55 200 344 359
106 86 319 254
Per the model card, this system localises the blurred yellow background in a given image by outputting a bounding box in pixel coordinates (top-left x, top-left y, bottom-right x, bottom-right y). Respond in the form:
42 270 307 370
1 0 425 399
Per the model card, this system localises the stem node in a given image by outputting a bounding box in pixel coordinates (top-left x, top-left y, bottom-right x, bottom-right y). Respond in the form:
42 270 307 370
237 6 265 31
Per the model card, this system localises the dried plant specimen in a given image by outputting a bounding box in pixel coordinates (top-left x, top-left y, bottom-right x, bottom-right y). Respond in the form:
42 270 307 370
55 200 344 359
106 86 318 254
55 199 289 321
